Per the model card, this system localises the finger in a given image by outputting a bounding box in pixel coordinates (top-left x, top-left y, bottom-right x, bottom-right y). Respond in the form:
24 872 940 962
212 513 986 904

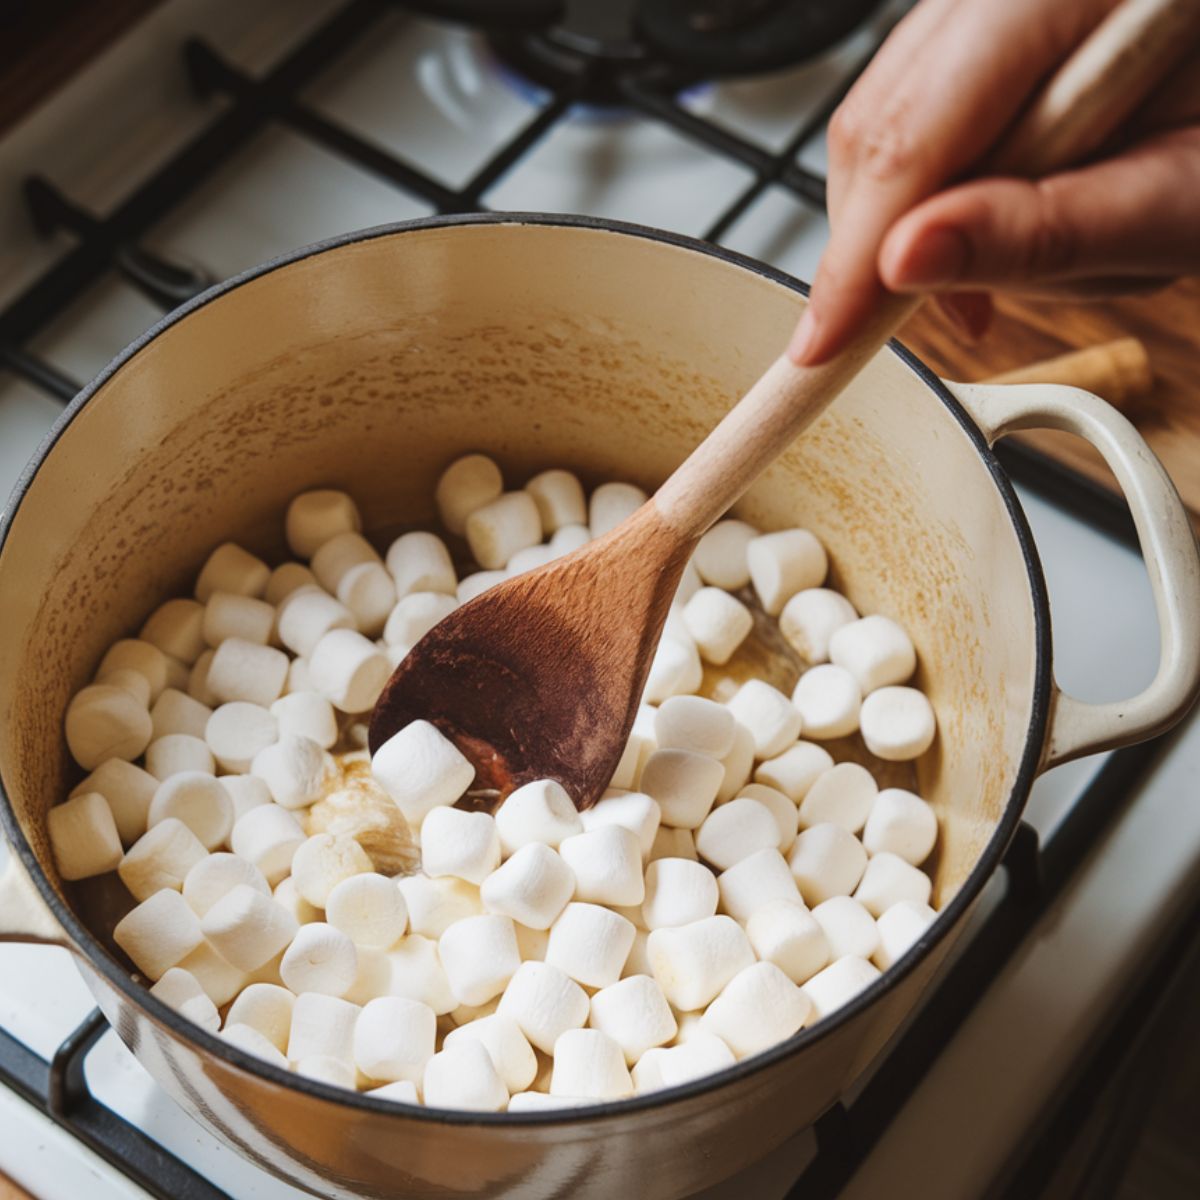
965 275 1176 301
936 292 994 340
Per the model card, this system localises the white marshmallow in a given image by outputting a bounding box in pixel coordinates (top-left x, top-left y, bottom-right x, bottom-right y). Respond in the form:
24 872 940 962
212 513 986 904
480 843 575 930
633 1033 735 1092
281 922 358 997
119 818 208 901
397 875 483 939
507 1091 588 1112
337 562 397 637
588 975 676 1066
862 788 938 866
811 896 879 960
230 804 306 886
367 1080 421 1105
873 900 937 970
514 923 549 963
287 992 360 1063
96 639 170 701
203 592 274 648
558 826 644 906
436 453 504 536
268 692 336 751
187 649 218 706
150 967 220 1032
524 468 586 535
224 983 295 1051
206 639 289 707
494 778 582 854
791 665 861 739
456 570 506 603
700 962 811 1058
371 720 474 825
150 689 212 741
828 615 916 693
682 588 753 666
202 883 299 971
308 628 390 714
497 961 590 1054
693 519 758 590
383 592 457 650
386 531 457 599
223 1023 291 1070
738 783 798 854
646 915 755 1011
725 681 802 760
384 935 457 1014
70 759 157 846
695 797 781 870
251 734 334 810
465 491 541 570
284 657 314 696
291 833 373 907
439 914 521 1006
640 749 724 831
580 789 661 860
746 529 827 615
853 851 932 917
648 826 697 863
163 656 191 695
141 598 206 665
754 741 834 802
96 668 151 708
195 543 269 602
220 775 272 822
643 635 703 703
546 903 635 989
354 995 437 1083
325 873 408 949
424 1041 509 1111
178 940 248 1007
444 1013 536 1093
505 543 555 577
276 590 354 657
273 875 321 925
144 734 215 781
654 696 736 760
588 481 646 538
675 560 703 606
718 848 801 922
48 792 123 880
182 852 269 916
551 1028 633 1100
114 889 203 980
311 531 380 594
716 721 756 804
746 899 830 984
779 588 858 664
801 956 881 1021
859 686 937 761
264 562 319 607
548 523 591 558
420 807 500 884
798 762 877 833
286 490 362 559
788 822 868 905
64 684 152 770
623 928 653 979
294 1055 356 1088
611 704 658 791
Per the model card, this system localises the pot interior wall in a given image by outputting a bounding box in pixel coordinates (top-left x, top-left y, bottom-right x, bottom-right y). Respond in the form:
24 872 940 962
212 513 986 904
0 221 1038 928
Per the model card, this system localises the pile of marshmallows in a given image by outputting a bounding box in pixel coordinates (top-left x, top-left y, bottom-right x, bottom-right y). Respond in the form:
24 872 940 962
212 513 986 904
48 454 940 1111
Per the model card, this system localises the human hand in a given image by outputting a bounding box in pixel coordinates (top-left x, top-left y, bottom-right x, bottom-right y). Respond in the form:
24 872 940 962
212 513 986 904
789 0 1200 366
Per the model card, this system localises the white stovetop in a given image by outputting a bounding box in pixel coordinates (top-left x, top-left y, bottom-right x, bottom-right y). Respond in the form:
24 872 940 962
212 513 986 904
1 3 1196 1197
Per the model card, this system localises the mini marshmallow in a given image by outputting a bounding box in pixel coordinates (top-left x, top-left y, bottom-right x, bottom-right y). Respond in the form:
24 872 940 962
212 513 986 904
65 684 152 770
284 657 313 696
311 531 380 594
546 903 635 989
791 665 861 739
862 788 938 866
97 668 151 708
675 560 703 606
654 696 736 760
162 657 190 693
187 649 218 706
421 808 500 885
465 491 541 570
230 804 306 885
114 889 203 980
386 531 457 599
589 975 676 1066
225 983 295 1052
346 945 389 1005
264 562 319 607
745 900 830 984
281 922 358 997
580 789 660 859
623 928 653 979
457 570 506 603
368 1080 421 1105
308 628 389 714
738 784 799 854
640 749 724 830
559 826 645 907
178 940 248 1007
141 598 206 665
203 592 274 648
682 588 753 666
514 923 549 963
718 848 801 923
436 453 504 536
288 991 360 1063
494 778 582 854
798 763 877 834
295 1055 356 1088
788 822 868 905
643 635 703 703
147 772 231 850
754 741 834 803
700 962 811 1058
611 704 658 791
746 529 827 615
779 588 858 664
371 720 474 825
383 592 457 649
801 956 881 1021
206 639 288 707
291 833 373 907
424 1041 508 1111
223 1023 291 1070
828 615 916 693
646 915 755 1011
497 961 590 1054
70 759 157 845
726 681 802 760
221 775 272 822
150 968 220 1032
268 692 336 751
444 1013 537 1093
144 733 215 781
48 792 122 880
716 721 756 804
525 469 586 535
276 590 354 657
337 561 397 637
439 914 522 1006
859 686 937 761
202 884 299 971
274 876 321 925
695 797 781 871
384 935 457 1014
873 900 937 970
853 851 932 917
633 1032 735 1092
119 818 208 901
549 523 591 557
507 1091 588 1112
505 543 555 577
811 896 879 961
648 826 697 863
481 843 575 930
551 1028 634 1100
589 481 646 538
251 734 333 809
286 490 362 559
326 873 408 948
150 689 212 740
693 519 758 590
397 875 483 939
354 995 437 1083
96 639 170 701
182 852 269 916
195 543 269 602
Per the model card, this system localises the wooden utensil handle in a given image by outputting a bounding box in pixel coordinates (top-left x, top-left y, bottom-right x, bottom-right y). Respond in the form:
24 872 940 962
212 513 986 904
982 337 1152 405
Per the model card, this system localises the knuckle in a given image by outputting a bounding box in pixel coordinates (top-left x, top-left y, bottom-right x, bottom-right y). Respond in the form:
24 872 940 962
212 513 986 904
826 102 862 162
1027 180 1079 277
855 99 922 185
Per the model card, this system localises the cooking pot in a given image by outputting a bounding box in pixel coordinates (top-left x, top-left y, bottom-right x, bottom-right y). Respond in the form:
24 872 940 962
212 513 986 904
1 215 1197 1200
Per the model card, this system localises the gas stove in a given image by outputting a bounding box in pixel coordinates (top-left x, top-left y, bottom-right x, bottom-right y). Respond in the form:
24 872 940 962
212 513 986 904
1 3 1198 1198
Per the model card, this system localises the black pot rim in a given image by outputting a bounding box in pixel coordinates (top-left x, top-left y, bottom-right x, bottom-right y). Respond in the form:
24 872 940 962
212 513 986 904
0 211 1051 1128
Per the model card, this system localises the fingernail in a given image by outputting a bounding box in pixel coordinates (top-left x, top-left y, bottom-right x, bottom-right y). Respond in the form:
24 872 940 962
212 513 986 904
896 226 969 288
788 308 818 364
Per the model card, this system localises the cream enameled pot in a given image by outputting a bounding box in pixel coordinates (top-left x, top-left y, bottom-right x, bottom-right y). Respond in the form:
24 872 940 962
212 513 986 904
1 215 1197 1200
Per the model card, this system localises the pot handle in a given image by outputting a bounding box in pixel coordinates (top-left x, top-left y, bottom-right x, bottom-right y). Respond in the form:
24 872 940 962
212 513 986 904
947 381 1200 770
0 840 69 946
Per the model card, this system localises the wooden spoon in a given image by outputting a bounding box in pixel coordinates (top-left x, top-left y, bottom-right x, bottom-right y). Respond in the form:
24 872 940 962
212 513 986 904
369 0 1200 810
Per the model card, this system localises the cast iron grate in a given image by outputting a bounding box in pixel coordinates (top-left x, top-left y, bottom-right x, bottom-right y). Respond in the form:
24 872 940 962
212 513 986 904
0 2 1177 1197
